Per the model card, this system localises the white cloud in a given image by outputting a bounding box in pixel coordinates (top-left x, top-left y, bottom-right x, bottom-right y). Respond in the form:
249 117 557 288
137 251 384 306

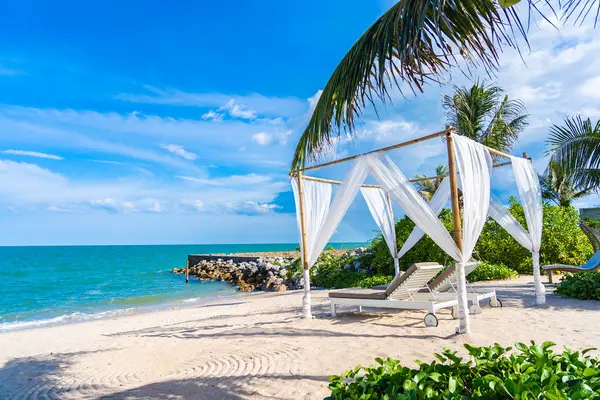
177 173 273 186
252 132 272 145
180 199 206 213
2 149 63 160
201 109 223 121
90 198 136 213
116 85 306 118
159 144 197 160
218 99 257 119
578 76 600 99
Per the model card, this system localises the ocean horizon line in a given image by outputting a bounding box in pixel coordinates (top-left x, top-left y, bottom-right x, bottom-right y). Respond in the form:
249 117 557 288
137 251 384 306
0 241 369 248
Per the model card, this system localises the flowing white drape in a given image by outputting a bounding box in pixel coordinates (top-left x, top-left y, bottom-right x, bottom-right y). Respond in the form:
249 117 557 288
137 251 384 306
397 177 451 259
292 158 371 318
361 187 399 275
291 178 332 268
488 195 533 250
452 135 493 333
511 157 545 305
309 158 371 268
291 177 332 318
364 154 463 261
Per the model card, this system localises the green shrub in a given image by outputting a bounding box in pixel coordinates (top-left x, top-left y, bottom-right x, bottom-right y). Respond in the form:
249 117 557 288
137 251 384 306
326 342 600 400
468 262 518 282
556 271 600 300
367 199 593 276
354 275 393 288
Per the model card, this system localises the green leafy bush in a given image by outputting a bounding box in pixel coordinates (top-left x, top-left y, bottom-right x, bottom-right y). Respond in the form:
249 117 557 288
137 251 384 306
368 200 593 276
468 261 518 282
556 271 600 300
326 342 600 400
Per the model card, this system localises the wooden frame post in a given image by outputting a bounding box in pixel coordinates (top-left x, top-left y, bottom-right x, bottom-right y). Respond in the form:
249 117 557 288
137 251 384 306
446 132 462 251
185 260 189 284
447 130 470 333
296 168 312 318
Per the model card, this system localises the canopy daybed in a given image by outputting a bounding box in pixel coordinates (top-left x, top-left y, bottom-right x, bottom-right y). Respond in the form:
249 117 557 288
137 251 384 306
290 128 544 333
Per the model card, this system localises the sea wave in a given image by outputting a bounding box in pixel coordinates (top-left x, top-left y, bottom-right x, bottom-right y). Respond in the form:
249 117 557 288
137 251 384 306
0 308 137 332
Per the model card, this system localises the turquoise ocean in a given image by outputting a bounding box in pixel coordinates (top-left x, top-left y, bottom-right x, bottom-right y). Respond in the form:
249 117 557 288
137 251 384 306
0 243 363 331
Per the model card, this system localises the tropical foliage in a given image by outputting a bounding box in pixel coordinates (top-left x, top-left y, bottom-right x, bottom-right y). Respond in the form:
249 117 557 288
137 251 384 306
290 1 599 170
540 161 594 206
467 261 518 281
414 164 447 200
442 81 528 153
326 342 600 399
365 199 593 275
546 115 600 193
556 271 600 300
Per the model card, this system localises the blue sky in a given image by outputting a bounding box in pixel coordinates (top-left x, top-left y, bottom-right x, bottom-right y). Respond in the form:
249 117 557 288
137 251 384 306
0 1 598 245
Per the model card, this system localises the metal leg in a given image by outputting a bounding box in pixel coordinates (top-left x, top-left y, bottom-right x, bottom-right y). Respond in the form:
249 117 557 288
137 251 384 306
331 303 337 317
358 306 363 313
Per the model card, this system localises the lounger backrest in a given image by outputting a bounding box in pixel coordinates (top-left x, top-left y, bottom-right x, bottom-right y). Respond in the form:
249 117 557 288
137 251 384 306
387 263 443 300
384 262 439 296
581 249 600 270
429 261 481 293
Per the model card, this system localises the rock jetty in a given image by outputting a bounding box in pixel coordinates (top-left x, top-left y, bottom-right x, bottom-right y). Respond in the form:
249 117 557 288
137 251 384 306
173 256 301 292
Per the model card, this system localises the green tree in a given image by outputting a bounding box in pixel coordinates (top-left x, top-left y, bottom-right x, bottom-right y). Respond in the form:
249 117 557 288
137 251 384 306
290 1 598 170
414 164 448 200
442 81 528 153
540 161 594 207
546 115 600 192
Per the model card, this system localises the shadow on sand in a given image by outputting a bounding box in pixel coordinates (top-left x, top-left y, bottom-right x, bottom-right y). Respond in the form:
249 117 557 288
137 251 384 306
99 374 329 400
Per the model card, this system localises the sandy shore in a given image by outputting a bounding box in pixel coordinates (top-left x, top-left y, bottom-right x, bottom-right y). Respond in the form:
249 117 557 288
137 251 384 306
1 276 599 399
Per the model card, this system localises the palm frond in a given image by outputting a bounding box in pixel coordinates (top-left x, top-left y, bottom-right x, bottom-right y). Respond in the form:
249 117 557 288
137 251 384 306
290 0 521 170
547 115 600 190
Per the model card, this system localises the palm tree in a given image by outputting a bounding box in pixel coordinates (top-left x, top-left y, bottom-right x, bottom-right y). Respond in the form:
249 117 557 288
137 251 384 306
540 161 594 207
415 164 448 200
290 1 598 170
546 115 600 192
442 82 528 153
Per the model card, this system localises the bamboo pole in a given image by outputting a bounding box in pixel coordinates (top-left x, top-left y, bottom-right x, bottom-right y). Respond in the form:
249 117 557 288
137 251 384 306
185 260 189 284
296 160 514 187
299 128 452 172
447 131 470 334
446 134 462 251
296 169 312 319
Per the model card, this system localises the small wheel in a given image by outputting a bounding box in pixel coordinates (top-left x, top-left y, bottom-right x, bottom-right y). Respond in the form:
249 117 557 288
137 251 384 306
424 313 438 327
469 304 482 315
451 307 459 320
489 298 503 308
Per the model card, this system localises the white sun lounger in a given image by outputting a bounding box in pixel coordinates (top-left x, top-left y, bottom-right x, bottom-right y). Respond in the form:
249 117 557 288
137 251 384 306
328 263 458 327
372 261 501 316
543 249 600 283
425 261 501 316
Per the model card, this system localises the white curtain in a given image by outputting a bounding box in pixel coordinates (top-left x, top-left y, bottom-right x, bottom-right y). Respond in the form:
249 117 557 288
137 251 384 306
291 178 332 268
488 194 533 250
291 158 371 318
397 177 451 259
511 157 545 305
291 177 332 319
309 158 371 268
361 187 399 275
452 134 493 333
364 154 462 261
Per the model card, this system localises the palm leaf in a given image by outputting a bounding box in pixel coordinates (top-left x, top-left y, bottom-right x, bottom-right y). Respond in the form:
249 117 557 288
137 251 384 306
290 0 522 170
547 115 600 190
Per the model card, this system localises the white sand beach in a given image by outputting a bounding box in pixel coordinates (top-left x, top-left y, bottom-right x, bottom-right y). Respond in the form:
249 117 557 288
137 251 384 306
1 276 599 400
